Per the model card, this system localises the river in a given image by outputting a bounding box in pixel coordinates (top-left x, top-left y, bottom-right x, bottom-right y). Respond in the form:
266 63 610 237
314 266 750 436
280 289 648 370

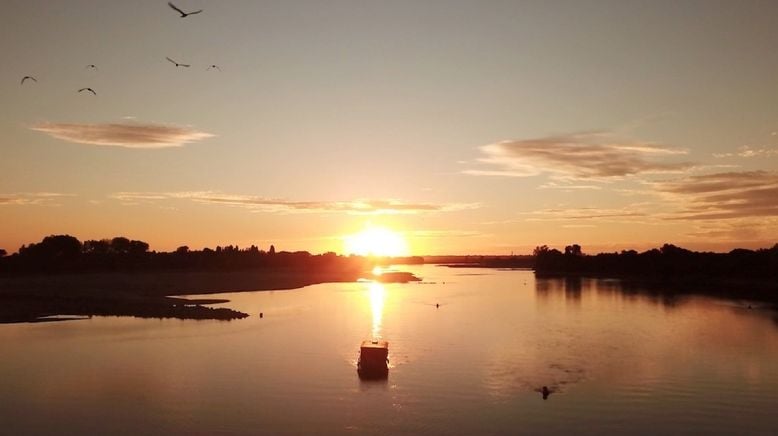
2 265 777 435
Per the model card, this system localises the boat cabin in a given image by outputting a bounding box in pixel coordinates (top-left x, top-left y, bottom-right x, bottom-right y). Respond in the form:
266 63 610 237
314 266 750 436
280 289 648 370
358 340 389 379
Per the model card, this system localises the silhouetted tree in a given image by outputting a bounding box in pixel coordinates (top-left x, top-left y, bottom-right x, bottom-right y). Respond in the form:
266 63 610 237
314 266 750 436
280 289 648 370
175 246 190 255
269 245 276 255
128 239 149 254
533 245 550 256
83 239 112 254
111 237 132 254
564 244 582 256
660 243 691 256
20 235 82 261
0 248 6 257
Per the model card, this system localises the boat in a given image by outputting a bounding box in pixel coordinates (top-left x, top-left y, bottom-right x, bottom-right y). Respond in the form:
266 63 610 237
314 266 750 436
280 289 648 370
357 339 389 379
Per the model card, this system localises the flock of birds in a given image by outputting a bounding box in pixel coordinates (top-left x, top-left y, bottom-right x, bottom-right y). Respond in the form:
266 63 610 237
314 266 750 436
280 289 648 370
19 2 218 96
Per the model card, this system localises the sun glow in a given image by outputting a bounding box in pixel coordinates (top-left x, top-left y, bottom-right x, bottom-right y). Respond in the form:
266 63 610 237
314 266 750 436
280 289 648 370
344 226 409 257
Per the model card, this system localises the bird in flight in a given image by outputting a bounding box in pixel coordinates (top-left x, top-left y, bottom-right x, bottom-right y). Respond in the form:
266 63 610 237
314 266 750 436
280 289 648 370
207 64 221 71
85 64 98 70
166 57 190 67
21 76 37 85
78 87 97 96
168 2 203 18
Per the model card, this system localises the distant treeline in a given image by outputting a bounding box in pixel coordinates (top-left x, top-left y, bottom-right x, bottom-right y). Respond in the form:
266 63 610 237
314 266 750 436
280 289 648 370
426 255 534 268
0 235 423 273
533 243 778 279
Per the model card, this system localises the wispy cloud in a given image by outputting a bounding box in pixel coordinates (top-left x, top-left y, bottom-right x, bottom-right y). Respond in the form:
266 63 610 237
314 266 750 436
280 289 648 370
407 230 486 238
684 220 769 241
0 193 71 206
481 204 653 227
521 205 649 222
464 131 691 180
539 181 603 190
110 191 478 215
653 171 778 220
31 122 213 149
713 145 778 158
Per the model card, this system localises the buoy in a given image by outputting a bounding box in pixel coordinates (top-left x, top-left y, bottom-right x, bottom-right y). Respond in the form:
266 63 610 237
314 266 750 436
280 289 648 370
436 303 440 308
260 312 264 318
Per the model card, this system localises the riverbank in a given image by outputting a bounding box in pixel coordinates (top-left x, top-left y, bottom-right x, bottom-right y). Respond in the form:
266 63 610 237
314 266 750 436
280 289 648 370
0 292 249 324
0 268 399 323
0 267 424 323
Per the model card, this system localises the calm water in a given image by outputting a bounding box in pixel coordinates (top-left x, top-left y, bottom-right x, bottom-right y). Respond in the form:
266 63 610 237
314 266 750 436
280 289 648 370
2 265 777 435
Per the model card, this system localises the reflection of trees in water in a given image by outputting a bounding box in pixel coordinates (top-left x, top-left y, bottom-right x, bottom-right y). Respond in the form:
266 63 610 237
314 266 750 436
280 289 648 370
610 281 687 308
535 276 695 309
537 275 778 331
534 277 585 305
535 278 552 300
564 276 582 301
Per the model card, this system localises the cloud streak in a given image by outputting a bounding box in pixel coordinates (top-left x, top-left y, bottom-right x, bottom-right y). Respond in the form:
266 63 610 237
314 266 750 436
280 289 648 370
684 220 768 241
31 122 213 148
653 171 778 220
0 193 70 206
713 146 778 158
521 205 649 222
465 132 691 180
110 191 478 215
407 230 486 238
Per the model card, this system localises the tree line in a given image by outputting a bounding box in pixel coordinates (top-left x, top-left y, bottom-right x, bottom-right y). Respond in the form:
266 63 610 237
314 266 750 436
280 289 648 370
533 243 778 279
0 235 373 273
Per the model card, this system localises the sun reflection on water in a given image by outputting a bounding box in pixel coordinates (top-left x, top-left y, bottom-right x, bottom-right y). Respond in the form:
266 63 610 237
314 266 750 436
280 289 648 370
369 281 385 340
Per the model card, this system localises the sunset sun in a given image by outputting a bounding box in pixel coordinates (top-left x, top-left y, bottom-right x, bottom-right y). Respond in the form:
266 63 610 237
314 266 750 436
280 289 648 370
344 226 409 257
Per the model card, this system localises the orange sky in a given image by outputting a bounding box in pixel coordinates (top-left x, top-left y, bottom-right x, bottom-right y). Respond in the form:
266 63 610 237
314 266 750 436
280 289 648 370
2 1 777 255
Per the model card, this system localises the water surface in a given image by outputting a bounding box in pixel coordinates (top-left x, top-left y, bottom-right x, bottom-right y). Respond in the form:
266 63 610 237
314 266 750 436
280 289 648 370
2 265 777 435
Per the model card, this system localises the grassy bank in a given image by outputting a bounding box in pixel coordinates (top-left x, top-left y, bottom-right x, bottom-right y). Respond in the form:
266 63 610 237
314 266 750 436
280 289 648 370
0 268 366 323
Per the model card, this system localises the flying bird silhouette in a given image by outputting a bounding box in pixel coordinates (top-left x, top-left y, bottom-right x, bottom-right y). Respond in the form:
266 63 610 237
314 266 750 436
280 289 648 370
166 57 190 67
21 76 37 85
168 2 203 18
78 87 97 95
207 64 221 71
85 64 98 70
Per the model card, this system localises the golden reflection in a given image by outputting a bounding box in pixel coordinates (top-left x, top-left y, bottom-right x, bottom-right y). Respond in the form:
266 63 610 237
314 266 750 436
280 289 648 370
369 282 385 340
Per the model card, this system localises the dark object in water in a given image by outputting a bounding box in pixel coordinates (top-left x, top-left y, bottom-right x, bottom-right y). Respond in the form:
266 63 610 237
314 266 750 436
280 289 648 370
358 340 388 380
374 271 421 283
541 386 551 400
436 303 439 308
260 312 264 318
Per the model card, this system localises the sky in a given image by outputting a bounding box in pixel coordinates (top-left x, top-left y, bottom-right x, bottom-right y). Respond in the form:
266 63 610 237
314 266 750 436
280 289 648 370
1 0 777 255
